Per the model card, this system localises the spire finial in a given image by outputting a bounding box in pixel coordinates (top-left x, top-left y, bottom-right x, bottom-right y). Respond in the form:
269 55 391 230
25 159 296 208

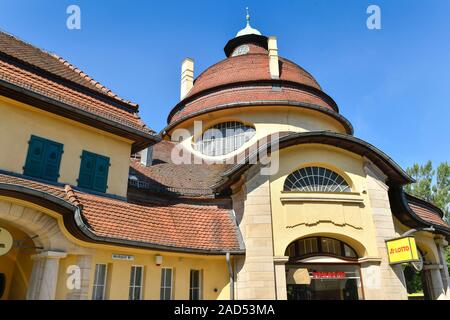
246 7 250 26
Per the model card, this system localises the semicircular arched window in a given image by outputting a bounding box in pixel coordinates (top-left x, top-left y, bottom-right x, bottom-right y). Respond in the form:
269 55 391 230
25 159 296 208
286 237 358 259
284 166 351 192
194 121 256 156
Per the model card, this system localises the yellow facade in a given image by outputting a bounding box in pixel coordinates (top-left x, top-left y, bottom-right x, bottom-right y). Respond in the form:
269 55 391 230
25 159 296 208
269 144 380 259
0 96 133 197
173 106 347 160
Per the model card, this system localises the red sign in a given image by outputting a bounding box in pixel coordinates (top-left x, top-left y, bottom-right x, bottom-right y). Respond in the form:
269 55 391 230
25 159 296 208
311 271 346 279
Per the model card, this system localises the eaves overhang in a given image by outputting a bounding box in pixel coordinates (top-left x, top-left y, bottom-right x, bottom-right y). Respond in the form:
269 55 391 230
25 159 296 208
212 131 413 193
0 183 244 255
0 80 160 153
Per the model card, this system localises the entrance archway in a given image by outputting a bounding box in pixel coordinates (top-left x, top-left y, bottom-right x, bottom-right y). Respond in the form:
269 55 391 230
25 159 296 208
285 236 364 300
0 221 37 300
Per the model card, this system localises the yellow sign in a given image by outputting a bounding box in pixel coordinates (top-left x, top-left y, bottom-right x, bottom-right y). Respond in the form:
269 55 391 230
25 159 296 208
386 237 419 264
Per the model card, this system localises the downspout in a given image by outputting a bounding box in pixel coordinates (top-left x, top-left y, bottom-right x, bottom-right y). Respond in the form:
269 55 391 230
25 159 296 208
226 252 235 300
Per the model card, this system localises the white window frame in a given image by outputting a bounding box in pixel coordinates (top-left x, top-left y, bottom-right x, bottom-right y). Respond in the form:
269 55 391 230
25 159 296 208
160 267 173 300
194 121 256 156
129 265 144 300
92 263 107 300
189 269 202 300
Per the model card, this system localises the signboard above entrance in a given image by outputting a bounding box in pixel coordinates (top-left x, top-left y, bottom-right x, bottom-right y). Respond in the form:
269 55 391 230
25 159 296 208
386 236 419 264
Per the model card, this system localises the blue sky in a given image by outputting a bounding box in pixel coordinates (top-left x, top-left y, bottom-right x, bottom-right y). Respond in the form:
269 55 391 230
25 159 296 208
0 0 449 170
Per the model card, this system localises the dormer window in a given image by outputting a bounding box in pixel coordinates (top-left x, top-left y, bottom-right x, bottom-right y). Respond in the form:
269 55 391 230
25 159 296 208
194 121 255 156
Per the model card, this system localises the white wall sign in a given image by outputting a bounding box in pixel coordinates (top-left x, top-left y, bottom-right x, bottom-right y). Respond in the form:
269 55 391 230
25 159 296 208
112 254 134 261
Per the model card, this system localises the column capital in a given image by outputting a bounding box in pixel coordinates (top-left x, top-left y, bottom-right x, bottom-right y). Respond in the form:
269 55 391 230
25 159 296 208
273 256 289 264
435 237 448 247
31 250 67 261
424 264 444 271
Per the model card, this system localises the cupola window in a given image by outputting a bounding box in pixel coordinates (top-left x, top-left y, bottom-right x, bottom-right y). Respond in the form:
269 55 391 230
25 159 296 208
284 166 351 192
194 121 255 156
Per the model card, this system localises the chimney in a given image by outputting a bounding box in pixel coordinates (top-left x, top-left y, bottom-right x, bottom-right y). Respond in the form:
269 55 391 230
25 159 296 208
268 36 279 79
180 58 194 100
140 146 153 167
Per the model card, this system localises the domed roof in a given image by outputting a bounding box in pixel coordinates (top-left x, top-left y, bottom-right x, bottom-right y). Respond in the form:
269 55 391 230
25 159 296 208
165 18 350 133
186 53 322 98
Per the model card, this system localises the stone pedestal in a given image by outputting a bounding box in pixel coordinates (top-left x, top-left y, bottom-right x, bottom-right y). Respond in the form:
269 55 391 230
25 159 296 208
66 255 92 300
273 256 289 300
435 237 450 299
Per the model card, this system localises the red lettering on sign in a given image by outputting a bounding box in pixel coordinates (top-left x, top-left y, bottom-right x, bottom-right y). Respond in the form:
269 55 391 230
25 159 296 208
311 271 346 279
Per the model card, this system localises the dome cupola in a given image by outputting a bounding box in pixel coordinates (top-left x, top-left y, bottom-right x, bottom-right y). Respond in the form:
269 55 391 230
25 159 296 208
235 7 262 37
164 11 354 136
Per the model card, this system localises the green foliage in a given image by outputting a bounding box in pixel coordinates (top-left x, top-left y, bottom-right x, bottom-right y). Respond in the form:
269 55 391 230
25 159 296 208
405 161 450 284
447 247 450 275
405 161 450 223
403 265 423 294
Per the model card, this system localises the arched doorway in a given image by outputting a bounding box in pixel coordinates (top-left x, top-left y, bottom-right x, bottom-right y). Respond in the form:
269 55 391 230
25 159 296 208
403 246 437 300
285 236 364 300
0 221 37 300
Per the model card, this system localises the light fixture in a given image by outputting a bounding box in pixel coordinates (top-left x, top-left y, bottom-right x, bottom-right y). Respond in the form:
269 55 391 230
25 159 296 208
155 255 163 266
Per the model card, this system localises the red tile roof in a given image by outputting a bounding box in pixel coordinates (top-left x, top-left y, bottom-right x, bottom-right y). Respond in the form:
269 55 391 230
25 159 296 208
0 172 242 252
166 51 339 126
187 55 322 97
0 31 136 107
129 141 231 197
406 195 449 229
0 31 154 136
171 85 335 124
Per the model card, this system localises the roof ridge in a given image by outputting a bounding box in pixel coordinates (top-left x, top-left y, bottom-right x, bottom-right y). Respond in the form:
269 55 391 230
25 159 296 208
64 184 82 207
51 54 138 108
0 30 138 108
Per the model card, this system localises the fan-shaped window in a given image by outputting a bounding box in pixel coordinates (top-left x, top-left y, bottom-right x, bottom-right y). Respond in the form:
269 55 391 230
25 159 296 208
284 166 351 192
194 121 256 156
286 237 358 259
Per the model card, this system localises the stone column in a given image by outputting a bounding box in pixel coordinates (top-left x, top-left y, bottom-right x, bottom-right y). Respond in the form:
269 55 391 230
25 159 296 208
66 255 93 300
363 160 408 300
424 264 446 300
27 251 67 300
359 258 382 300
435 237 450 299
273 256 289 300
233 165 277 300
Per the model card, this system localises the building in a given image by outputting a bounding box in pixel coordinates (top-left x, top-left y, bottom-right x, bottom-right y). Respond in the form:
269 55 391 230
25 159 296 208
0 14 449 300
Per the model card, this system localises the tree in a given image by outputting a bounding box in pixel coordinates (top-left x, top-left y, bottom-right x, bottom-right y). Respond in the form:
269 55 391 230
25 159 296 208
404 161 450 223
405 161 450 279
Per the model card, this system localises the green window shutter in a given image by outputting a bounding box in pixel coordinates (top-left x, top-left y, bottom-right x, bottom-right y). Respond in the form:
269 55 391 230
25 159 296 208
24 135 63 181
24 136 45 178
93 155 110 193
78 151 96 189
78 151 110 193
41 141 63 181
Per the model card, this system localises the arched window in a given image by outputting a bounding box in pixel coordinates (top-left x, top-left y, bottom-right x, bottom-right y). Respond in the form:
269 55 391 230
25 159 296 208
194 121 256 156
284 166 351 192
286 237 358 259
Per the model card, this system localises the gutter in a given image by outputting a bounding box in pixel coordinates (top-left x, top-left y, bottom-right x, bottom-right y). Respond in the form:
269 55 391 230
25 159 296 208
0 79 161 151
0 182 245 255
226 252 235 300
